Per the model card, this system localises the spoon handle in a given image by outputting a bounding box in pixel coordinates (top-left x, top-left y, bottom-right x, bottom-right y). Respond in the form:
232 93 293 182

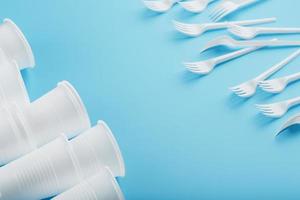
257 49 300 80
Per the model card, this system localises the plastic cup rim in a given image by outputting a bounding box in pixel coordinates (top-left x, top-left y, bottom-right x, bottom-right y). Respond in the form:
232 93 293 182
57 81 91 130
104 167 125 200
0 51 30 105
3 18 35 68
97 120 126 177
10 60 30 104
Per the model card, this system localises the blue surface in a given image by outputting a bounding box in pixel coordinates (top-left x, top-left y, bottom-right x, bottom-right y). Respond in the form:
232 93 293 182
2 0 300 199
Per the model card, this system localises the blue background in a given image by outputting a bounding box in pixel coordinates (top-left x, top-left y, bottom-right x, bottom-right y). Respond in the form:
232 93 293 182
2 0 300 199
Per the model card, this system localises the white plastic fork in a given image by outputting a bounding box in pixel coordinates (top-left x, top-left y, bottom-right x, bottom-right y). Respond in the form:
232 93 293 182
179 0 217 13
229 25 300 40
201 35 300 53
259 71 300 94
173 17 276 37
277 113 300 136
184 45 263 74
143 0 180 12
256 96 300 118
210 0 256 22
230 49 300 98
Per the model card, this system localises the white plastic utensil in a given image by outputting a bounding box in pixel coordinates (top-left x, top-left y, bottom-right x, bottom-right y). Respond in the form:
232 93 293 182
230 49 300 98
0 19 35 69
52 168 124 200
179 0 217 13
0 81 91 165
277 114 300 136
201 35 300 52
259 72 300 94
143 0 179 12
229 24 300 40
210 0 256 22
184 45 263 74
256 96 300 118
0 121 125 200
0 48 29 106
173 17 276 37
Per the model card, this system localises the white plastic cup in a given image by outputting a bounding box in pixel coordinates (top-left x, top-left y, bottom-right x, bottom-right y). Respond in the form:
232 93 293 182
20 80 91 146
0 121 125 200
0 136 80 200
69 120 125 178
0 81 91 165
0 105 32 166
52 167 125 200
0 19 35 69
0 48 29 106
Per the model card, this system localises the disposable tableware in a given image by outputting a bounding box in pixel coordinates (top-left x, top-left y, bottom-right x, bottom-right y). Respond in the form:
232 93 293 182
173 17 276 37
230 49 300 97
229 24 300 40
256 96 300 118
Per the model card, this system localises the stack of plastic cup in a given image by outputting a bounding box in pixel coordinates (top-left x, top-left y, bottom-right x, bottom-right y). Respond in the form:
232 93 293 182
0 18 35 69
0 81 91 165
0 48 29 106
0 136 79 200
0 120 125 200
52 167 124 200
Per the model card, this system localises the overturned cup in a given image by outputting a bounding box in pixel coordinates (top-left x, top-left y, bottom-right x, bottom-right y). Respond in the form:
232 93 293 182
0 121 125 200
0 81 91 165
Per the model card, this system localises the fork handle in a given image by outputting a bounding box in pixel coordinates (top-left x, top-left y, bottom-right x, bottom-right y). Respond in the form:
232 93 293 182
236 40 300 48
206 17 276 30
257 49 300 80
214 46 262 64
287 96 300 108
259 27 300 34
286 72 300 83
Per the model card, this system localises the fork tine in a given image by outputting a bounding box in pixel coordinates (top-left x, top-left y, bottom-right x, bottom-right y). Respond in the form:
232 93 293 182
260 85 273 90
230 87 243 92
212 10 226 21
210 5 224 18
214 8 232 22
255 104 270 109
262 112 277 117
259 82 272 87
173 21 193 29
211 8 226 21
256 105 272 110
259 108 274 113
236 92 249 97
174 26 193 35
234 90 247 95
212 6 229 21
186 67 209 74
185 65 200 70
185 65 207 72
174 25 198 36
